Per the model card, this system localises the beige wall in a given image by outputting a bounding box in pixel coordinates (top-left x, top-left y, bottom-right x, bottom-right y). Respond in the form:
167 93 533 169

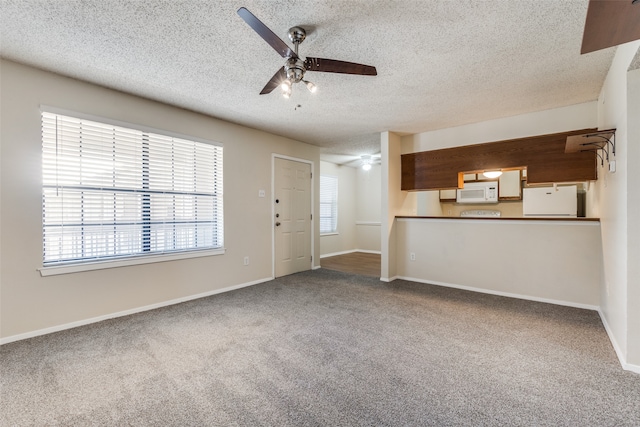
402 101 598 153
355 164 382 252
396 218 602 308
416 191 443 217
439 201 523 218
627 66 640 367
0 60 320 340
594 41 640 371
381 132 416 281
319 161 357 256
319 162 383 256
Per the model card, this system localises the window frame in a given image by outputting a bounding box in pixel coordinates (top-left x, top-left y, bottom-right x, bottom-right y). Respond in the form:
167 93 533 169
319 174 339 235
39 106 225 276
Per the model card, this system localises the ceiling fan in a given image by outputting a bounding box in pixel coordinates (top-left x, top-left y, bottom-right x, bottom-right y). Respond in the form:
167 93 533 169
334 154 381 170
237 7 377 98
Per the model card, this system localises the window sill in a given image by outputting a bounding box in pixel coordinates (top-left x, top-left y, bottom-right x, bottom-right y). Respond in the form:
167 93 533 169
38 248 226 277
320 232 339 236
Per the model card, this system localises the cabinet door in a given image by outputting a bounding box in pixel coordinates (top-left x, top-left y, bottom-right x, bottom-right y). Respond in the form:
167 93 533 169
499 170 521 199
439 189 457 201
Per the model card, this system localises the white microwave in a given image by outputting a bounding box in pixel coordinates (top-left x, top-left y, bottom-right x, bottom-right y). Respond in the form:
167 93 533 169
457 181 498 204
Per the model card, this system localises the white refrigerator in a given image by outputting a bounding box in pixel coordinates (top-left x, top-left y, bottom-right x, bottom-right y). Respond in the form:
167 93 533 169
523 185 577 217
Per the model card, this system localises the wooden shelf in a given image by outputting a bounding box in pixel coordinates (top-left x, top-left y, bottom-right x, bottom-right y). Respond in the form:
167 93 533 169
565 129 615 165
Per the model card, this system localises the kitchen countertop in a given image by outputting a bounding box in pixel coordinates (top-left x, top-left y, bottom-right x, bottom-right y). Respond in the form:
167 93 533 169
396 216 600 222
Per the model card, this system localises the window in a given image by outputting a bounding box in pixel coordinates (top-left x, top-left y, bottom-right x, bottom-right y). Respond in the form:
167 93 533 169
41 111 223 267
319 175 338 234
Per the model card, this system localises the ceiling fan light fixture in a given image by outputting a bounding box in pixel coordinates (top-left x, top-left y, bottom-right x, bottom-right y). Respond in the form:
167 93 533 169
281 79 292 98
304 80 317 93
361 155 373 170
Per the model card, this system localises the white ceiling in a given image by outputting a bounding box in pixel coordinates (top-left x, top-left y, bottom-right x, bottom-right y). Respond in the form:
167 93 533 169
0 1 615 164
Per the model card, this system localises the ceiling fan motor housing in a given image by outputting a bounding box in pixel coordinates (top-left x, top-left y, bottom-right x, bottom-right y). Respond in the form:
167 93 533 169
288 26 307 44
285 57 306 83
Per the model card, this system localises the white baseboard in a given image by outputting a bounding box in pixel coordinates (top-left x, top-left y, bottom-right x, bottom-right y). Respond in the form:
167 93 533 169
395 276 599 311
598 310 640 375
0 277 273 346
356 249 381 255
312 265 322 270
626 363 640 374
598 309 626 369
380 276 398 283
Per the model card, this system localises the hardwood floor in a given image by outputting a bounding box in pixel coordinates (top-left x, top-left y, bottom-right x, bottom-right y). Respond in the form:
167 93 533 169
320 252 381 277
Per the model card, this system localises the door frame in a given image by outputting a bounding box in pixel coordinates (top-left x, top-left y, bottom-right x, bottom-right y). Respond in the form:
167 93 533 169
271 154 315 279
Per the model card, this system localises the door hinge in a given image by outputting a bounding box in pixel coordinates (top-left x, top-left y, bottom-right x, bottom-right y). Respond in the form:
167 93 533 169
310 172 313 178
310 255 313 262
310 214 313 220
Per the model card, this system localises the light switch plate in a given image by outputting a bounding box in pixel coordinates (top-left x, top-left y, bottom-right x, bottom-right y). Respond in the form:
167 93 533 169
258 189 266 197
609 160 616 173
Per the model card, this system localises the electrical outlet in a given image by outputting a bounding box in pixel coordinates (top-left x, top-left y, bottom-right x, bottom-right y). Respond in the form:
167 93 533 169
258 189 265 198
410 252 416 261
243 256 249 266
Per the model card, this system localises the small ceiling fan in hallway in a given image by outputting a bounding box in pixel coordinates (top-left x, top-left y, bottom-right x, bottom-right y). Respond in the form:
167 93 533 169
237 7 377 98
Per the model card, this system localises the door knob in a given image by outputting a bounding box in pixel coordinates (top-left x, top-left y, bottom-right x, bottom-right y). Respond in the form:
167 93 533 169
275 222 281 227
275 213 280 218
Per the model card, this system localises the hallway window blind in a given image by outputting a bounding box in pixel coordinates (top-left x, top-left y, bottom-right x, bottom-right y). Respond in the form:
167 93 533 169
319 175 338 234
41 111 223 266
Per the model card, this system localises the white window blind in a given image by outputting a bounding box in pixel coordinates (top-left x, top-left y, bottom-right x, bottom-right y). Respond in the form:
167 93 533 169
319 175 338 234
42 111 223 266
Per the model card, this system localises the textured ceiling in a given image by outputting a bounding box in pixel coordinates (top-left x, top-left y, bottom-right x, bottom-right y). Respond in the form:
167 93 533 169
0 0 615 164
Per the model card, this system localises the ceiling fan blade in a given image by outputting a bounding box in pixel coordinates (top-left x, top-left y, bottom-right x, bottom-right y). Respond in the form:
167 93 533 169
304 57 377 76
237 7 297 59
260 67 287 95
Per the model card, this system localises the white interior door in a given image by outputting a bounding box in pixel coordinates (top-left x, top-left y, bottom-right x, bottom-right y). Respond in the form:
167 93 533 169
274 157 312 278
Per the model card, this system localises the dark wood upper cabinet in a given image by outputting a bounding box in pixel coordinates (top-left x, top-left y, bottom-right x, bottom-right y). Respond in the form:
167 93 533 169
581 0 640 54
401 129 598 191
